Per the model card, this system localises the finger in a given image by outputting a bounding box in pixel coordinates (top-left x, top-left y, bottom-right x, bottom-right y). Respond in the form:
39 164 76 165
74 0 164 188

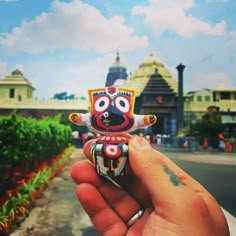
76 183 127 236
128 136 202 207
83 139 96 163
71 160 141 222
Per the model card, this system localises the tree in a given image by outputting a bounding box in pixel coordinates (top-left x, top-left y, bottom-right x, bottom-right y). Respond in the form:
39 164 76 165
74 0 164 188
190 106 224 147
53 92 76 100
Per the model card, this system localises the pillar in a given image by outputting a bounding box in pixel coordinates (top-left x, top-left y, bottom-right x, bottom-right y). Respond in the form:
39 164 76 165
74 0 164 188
176 63 185 130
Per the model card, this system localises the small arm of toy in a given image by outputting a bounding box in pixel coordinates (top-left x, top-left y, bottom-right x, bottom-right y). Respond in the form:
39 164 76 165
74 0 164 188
68 112 90 127
134 114 157 130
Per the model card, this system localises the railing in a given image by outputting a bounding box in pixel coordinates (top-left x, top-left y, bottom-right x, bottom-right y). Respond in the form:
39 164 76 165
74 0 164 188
185 100 236 112
153 136 236 153
153 136 199 152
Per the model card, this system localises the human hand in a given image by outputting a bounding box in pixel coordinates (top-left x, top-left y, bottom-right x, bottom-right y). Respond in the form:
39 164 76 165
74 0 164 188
71 136 229 236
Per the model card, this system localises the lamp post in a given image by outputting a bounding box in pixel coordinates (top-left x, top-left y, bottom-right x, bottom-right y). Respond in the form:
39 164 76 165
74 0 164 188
176 63 185 131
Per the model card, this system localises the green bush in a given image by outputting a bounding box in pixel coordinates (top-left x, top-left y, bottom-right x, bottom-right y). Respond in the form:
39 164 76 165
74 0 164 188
0 113 72 181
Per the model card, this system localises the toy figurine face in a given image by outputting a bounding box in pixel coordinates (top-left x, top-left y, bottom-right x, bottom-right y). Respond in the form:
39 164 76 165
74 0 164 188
89 87 135 133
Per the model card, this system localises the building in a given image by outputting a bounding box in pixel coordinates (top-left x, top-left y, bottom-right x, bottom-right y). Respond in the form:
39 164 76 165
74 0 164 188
185 85 236 136
0 68 35 101
0 69 87 118
122 52 179 136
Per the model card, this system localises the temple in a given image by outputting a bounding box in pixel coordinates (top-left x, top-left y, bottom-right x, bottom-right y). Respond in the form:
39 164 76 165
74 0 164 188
105 52 128 87
121 52 179 136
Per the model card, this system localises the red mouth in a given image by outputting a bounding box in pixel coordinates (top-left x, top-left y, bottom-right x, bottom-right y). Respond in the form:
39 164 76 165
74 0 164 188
91 114 134 132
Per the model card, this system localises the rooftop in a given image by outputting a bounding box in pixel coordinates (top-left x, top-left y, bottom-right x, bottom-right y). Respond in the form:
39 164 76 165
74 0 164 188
0 69 35 89
123 52 178 97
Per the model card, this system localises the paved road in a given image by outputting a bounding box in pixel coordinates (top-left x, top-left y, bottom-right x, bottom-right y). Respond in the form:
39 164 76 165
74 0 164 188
10 148 236 236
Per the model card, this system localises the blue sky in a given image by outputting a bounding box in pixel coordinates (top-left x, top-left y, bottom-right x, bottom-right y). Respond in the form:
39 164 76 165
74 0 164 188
0 0 235 98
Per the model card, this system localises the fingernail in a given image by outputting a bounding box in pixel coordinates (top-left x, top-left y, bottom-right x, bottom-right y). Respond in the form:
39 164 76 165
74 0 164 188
130 136 151 151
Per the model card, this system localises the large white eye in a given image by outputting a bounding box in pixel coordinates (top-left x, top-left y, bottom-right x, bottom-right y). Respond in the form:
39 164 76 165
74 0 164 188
115 97 130 113
94 96 110 112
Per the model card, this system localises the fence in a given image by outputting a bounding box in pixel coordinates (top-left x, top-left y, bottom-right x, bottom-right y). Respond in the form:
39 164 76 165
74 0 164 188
153 136 198 152
153 136 236 153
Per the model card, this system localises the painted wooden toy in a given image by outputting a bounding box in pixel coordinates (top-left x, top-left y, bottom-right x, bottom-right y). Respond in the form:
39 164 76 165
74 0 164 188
68 86 157 178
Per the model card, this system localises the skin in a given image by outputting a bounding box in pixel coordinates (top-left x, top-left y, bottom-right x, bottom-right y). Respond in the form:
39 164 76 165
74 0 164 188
71 136 230 236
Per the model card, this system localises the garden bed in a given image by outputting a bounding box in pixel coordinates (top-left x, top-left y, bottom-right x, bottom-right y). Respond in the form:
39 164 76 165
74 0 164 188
0 146 74 235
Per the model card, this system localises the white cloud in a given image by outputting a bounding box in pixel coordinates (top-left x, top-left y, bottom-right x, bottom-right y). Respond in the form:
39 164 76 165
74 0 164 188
67 54 115 75
0 0 148 53
37 54 118 98
166 65 178 81
132 0 226 37
0 61 7 79
206 0 229 2
63 54 114 94
230 31 236 38
188 72 233 90
0 62 25 79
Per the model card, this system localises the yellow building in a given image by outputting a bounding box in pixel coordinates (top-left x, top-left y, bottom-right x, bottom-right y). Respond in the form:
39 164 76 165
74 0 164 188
0 69 87 117
0 69 35 101
185 85 236 135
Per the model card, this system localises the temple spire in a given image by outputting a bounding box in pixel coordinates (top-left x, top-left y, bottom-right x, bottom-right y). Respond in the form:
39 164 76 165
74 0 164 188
105 52 128 87
116 52 120 64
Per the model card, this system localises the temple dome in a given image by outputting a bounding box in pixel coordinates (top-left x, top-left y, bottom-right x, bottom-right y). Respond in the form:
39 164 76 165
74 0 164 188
140 51 164 68
0 69 35 89
109 52 126 69
105 52 128 87
122 51 178 97
12 69 23 76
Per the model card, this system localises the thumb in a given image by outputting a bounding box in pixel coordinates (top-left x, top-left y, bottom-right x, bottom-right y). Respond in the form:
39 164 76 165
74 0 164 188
128 136 188 207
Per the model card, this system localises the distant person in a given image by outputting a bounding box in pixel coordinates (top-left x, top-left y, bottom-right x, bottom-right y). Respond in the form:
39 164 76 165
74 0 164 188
82 132 88 145
156 133 161 145
218 133 225 152
71 136 229 236
71 131 80 147
203 138 208 149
